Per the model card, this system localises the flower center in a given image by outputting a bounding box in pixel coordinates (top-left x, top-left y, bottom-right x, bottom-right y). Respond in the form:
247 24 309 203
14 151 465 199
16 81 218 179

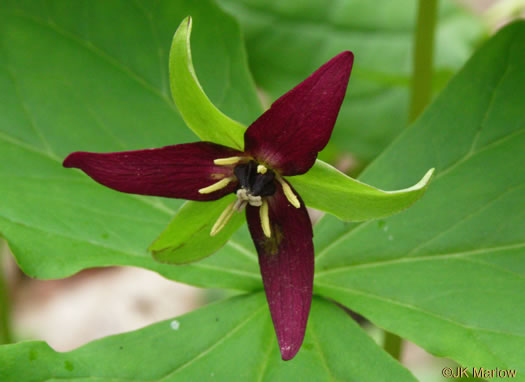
207 158 299 239
232 161 276 211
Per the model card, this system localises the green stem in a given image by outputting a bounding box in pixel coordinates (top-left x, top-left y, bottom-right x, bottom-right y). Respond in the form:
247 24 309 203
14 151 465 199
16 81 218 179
383 331 403 361
408 0 439 123
0 247 13 344
385 0 440 361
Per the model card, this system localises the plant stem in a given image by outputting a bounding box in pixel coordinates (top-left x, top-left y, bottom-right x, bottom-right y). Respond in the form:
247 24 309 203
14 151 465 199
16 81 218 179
384 0 439 361
384 331 403 360
0 245 13 344
408 0 439 123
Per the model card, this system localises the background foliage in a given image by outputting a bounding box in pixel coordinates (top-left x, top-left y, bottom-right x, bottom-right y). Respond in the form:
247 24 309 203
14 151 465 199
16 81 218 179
218 0 486 165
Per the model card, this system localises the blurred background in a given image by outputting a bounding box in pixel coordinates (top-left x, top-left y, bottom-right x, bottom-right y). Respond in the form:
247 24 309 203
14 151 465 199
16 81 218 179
1 0 524 381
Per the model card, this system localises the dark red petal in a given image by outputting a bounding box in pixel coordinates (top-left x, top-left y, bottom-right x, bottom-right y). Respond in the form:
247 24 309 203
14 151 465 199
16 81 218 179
246 182 314 360
63 142 243 201
244 51 353 175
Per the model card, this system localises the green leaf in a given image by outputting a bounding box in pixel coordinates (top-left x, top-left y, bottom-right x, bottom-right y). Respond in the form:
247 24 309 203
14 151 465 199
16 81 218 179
150 196 246 264
169 16 251 150
0 294 416 382
0 0 261 289
290 160 434 221
313 21 525 375
218 0 486 163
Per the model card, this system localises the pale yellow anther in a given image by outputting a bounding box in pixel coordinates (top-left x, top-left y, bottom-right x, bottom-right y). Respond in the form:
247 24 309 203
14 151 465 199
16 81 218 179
259 199 271 238
257 164 267 174
210 200 236 236
214 156 243 166
198 177 232 194
277 176 300 208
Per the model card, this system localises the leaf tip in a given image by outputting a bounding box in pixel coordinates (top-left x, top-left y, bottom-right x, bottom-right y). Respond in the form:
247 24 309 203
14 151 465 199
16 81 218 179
421 167 435 185
146 241 157 253
404 167 435 192
185 15 193 35
179 15 192 31
150 248 166 263
171 16 193 56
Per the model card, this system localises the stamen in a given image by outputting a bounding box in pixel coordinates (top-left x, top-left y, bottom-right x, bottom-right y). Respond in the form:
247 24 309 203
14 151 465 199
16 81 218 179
198 177 233 194
210 200 236 236
214 156 243 166
277 176 300 208
259 199 271 238
233 198 247 212
257 164 267 174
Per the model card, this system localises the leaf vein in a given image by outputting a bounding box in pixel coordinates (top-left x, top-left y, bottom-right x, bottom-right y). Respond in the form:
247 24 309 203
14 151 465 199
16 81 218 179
316 283 525 339
315 241 525 276
10 9 175 110
158 305 266 380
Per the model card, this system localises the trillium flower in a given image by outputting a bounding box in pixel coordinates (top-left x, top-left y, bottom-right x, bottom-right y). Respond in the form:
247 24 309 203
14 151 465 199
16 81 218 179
64 51 353 360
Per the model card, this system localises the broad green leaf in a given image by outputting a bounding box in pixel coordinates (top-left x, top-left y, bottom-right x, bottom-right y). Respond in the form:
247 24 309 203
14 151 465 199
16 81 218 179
0 0 261 289
150 196 246 264
313 21 525 376
169 16 250 150
0 294 417 382
290 160 434 221
218 0 486 164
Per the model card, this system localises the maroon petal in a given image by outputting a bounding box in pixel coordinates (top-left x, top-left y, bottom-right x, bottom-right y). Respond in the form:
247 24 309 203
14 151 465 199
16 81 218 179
63 142 244 201
244 51 353 176
246 182 314 360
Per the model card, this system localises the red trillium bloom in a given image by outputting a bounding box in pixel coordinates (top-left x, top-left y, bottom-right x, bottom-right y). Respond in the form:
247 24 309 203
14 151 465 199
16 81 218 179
64 51 354 360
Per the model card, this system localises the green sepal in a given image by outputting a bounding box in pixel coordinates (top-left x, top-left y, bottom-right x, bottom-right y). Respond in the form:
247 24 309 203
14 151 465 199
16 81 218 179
169 16 246 149
150 196 245 264
291 160 434 221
